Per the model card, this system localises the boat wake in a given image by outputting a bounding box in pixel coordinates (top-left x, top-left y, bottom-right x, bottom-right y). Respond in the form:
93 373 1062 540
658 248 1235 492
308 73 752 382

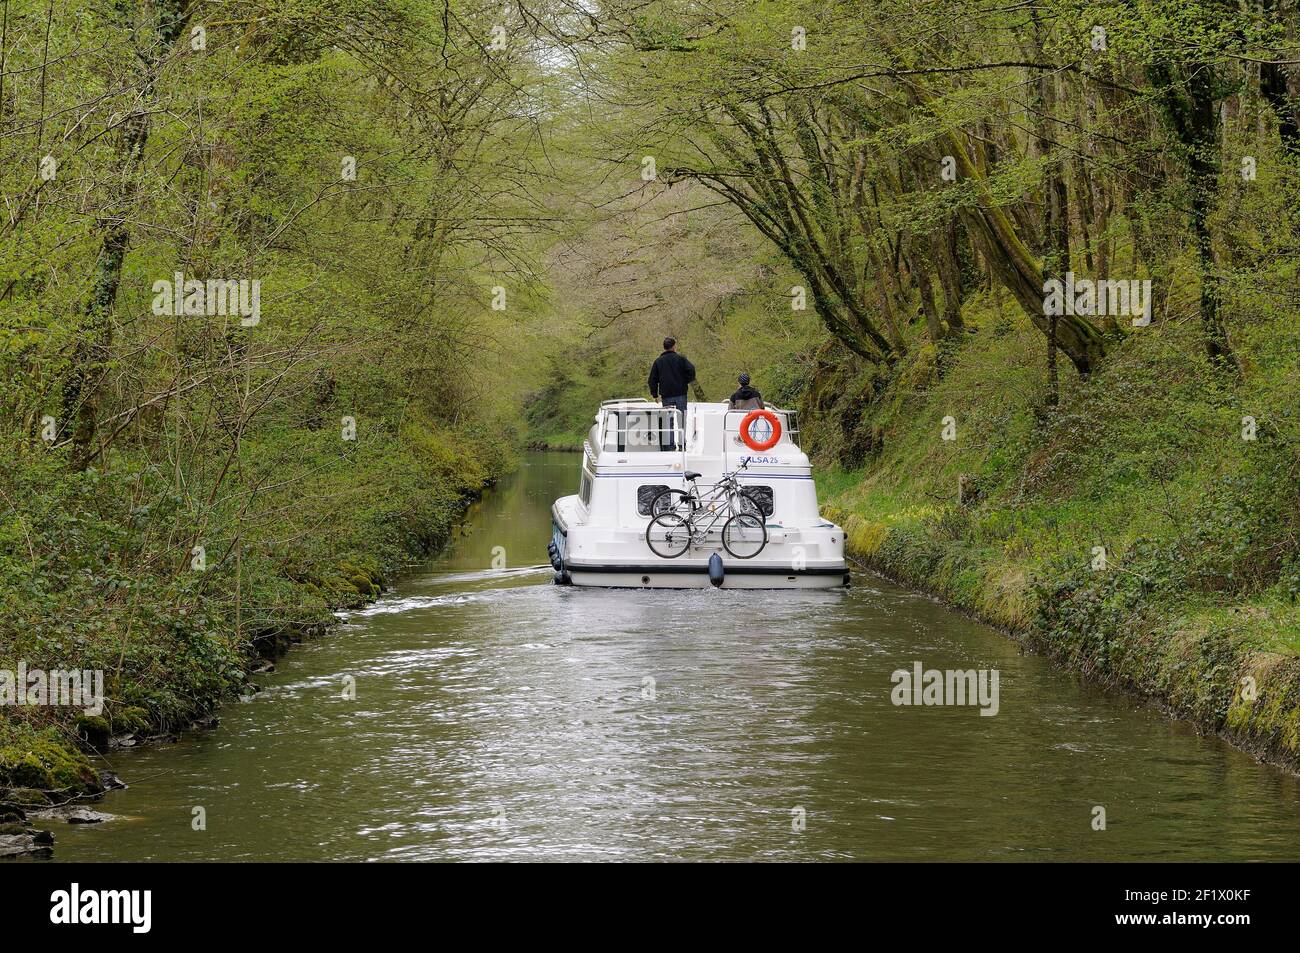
425 565 553 587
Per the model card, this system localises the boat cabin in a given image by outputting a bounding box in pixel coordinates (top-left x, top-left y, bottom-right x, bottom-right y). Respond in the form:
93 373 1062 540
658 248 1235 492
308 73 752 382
550 399 847 589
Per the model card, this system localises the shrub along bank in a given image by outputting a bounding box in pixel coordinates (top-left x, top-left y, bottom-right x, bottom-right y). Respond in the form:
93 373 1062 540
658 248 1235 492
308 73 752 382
0 421 511 808
814 292 1300 768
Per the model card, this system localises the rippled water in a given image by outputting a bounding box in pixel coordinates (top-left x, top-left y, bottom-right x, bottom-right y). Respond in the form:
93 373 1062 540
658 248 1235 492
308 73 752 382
51 453 1300 861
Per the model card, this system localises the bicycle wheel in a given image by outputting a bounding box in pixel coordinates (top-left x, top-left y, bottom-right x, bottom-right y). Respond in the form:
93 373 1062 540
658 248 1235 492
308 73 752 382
647 512 692 558
648 488 693 518
722 513 766 559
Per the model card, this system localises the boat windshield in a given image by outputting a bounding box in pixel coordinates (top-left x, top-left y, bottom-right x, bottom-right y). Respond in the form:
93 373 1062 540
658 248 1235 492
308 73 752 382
600 407 683 452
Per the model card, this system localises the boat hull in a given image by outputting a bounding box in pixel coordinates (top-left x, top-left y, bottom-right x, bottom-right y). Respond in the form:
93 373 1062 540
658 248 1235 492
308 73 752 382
552 503 849 590
564 562 850 589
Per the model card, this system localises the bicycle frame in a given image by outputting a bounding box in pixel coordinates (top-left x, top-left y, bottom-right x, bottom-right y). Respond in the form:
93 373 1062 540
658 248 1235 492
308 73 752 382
686 477 740 512
670 463 754 542
644 459 768 559
679 498 734 544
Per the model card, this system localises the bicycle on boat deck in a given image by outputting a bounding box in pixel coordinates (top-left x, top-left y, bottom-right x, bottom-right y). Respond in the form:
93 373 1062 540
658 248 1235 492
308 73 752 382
644 460 768 559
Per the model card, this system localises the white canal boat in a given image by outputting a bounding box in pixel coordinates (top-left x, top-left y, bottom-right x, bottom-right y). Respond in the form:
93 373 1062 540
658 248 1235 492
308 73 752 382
549 399 849 588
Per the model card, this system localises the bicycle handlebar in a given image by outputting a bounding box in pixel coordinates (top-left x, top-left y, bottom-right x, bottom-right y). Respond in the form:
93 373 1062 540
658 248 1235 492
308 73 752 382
682 458 750 488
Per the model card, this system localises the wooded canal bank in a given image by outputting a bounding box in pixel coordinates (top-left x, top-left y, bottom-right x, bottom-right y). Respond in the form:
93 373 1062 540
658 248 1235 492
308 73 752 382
0 442 510 850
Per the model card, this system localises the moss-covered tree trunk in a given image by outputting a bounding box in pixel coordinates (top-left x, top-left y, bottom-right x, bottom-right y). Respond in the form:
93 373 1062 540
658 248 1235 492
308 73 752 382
1148 46 1238 373
945 132 1107 375
62 0 190 468
930 220 965 332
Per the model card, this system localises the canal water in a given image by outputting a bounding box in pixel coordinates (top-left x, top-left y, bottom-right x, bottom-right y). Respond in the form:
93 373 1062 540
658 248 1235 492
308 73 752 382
51 453 1300 861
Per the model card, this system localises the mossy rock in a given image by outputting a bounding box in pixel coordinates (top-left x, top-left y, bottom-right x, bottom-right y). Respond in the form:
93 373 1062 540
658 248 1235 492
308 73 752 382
112 706 150 734
335 555 384 588
0 787 50 808
74 714 111 748
348 574 378 597
0 728 100 796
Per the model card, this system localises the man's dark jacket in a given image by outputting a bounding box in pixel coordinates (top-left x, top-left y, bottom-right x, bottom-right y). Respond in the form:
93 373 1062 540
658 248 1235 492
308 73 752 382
648 350 696 399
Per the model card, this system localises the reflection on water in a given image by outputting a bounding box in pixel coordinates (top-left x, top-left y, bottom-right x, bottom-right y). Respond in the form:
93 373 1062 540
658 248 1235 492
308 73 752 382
50 453 1300 861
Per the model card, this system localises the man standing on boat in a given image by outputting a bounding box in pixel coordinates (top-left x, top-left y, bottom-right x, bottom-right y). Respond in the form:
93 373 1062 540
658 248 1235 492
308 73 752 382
648 337 695 450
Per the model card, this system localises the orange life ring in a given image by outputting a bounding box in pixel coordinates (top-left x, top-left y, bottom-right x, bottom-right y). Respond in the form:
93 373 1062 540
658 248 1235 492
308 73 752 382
740 409 782 451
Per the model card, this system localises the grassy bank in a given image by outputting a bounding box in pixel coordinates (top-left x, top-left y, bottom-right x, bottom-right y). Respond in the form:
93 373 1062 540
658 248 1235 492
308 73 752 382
0 423 511 807
814 290 1300 768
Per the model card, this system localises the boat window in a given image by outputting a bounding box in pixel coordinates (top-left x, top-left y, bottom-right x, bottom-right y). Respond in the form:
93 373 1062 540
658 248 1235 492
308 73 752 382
579 469 593 506
601 409 681 452
742 485 774 517
636 485 671 516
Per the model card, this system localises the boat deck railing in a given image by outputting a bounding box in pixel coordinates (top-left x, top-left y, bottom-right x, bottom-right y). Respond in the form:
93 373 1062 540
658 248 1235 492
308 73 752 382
593 400 801 452
600 397 661 407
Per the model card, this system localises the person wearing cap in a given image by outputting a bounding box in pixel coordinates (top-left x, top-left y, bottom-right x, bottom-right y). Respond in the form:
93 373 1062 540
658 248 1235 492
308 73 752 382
728 373 764 410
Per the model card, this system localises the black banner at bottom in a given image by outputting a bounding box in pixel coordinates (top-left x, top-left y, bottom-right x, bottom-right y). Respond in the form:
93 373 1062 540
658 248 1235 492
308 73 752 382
0 861 1286 940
